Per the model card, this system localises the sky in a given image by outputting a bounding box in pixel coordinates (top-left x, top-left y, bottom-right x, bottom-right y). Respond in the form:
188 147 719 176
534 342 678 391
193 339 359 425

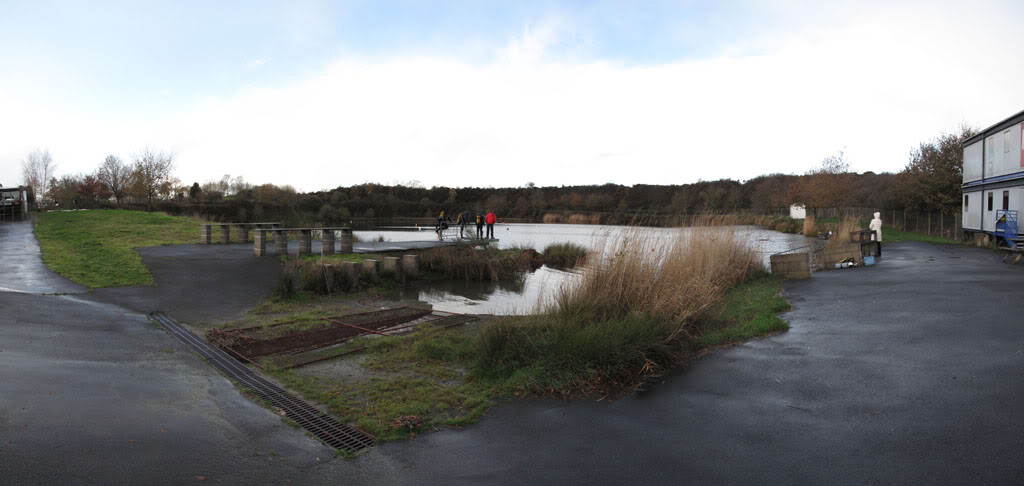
3 0 1024 191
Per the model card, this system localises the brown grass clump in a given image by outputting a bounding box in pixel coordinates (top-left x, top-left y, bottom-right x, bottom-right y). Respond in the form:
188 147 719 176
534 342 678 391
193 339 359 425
827 217 862 248
566 213 601 224
418 246 535 281
550 226 762 341
802 214 816 237
542 213 563 224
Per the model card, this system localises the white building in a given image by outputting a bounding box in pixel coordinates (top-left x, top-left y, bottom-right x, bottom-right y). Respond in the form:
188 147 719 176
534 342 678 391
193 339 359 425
962 109 1024 243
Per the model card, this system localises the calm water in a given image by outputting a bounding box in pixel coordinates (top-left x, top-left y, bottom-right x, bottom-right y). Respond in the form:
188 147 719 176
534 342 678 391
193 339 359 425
355 224 814 315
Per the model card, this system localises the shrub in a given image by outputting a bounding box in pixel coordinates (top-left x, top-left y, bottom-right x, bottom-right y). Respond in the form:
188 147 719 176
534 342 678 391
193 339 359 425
474 226 765 388
827 217 862 248
542 242 589 267
418 246 531 281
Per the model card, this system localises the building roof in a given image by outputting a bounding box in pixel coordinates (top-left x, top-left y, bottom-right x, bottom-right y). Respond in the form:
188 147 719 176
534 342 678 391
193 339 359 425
964 108 1024 146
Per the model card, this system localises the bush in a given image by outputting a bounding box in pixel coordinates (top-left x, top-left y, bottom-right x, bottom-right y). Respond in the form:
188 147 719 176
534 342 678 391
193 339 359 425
473 226 765 389
542 242 588 267
418 246 533 281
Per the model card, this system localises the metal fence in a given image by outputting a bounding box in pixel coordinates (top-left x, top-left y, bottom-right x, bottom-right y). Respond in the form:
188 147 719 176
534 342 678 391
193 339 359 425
806 207 963 240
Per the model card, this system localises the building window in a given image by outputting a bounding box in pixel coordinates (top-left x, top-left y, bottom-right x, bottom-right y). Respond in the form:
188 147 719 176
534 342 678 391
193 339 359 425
988 136 996 161
1005 130 1012 154
988 192 993 211
964 194 969 210
1003 190 1010 210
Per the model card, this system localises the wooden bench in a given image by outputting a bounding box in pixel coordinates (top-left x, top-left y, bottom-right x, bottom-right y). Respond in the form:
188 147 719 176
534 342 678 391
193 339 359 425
254 227 354 256
201 222 281 244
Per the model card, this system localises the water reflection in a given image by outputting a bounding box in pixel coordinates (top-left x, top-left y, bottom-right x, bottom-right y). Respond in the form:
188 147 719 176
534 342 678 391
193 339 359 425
354 224 815 316
417 266 580 315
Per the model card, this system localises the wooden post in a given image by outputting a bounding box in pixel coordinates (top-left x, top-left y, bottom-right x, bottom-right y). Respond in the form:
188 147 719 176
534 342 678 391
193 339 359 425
928 212 931 236
940 210 944 238
220 224 230 244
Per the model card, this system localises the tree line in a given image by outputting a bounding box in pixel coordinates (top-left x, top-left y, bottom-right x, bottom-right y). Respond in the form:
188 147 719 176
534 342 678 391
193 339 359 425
18 126 974 222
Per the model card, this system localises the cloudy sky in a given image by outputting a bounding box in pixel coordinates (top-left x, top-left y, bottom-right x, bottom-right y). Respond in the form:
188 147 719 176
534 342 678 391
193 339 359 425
2 0 1024 191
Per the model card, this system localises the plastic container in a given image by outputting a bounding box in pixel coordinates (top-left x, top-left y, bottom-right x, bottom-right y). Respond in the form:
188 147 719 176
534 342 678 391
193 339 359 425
864 256 875 266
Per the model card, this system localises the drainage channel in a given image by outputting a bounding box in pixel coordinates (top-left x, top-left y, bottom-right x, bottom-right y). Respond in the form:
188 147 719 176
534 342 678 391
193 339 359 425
149 312 375 453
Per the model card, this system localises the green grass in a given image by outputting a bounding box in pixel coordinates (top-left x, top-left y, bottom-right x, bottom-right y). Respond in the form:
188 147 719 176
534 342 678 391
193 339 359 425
34 210 208 288
261 275 792 441
879 228 960 244
267 323 493 441
692 276 791 348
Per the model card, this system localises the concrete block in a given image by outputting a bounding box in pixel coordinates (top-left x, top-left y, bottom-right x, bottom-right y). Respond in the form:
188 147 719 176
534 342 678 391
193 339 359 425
274 230 289 256
339 228 354 253
200 225 211 244
401 254 419 280
341 261 360 290
220 225 230 244
299 230 312 256
821 242 863 267
361 259 378 281
254 229 268 256
770 253 810 279
322 230 336 255
381 257 401 280
238 226 249 244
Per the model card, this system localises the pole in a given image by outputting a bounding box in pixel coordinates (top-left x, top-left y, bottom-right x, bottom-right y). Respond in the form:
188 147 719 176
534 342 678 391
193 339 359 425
928 211 931 236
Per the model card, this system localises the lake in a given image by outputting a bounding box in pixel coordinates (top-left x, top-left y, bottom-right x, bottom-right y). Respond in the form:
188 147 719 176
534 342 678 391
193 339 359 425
355 223 815 315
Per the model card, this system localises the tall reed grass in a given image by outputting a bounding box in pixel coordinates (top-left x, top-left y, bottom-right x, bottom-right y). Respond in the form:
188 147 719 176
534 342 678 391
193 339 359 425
474 225 765 389
827 217 862 248
803 214 816 237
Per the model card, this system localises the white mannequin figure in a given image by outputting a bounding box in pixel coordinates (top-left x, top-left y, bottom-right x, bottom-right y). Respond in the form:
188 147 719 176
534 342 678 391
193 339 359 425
869 212 882 242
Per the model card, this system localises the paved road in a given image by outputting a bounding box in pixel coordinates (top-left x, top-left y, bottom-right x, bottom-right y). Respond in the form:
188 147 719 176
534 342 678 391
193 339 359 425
2 219 1022 484
0 220 84 294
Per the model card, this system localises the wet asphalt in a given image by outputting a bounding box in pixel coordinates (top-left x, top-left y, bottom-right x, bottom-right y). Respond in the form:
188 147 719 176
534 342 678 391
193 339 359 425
2 219 1023 484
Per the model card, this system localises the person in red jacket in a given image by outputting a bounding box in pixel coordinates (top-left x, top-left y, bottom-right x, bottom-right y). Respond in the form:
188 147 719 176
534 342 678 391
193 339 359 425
485 210 497 239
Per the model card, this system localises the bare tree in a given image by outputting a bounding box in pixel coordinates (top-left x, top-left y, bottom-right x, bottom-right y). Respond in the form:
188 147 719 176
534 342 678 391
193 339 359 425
129 148 175 211
97 155 130 206
21 149 56 206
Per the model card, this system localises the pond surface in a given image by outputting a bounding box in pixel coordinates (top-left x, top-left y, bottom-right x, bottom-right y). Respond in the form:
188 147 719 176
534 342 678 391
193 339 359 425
355 224 815 315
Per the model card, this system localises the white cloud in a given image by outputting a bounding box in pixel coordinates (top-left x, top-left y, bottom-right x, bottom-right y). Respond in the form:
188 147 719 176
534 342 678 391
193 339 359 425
3 3 1024 191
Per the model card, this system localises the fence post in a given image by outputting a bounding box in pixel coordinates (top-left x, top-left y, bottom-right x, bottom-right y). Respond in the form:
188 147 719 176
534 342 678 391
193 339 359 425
928 212 931 236
940 210 944 238
903 208 907 232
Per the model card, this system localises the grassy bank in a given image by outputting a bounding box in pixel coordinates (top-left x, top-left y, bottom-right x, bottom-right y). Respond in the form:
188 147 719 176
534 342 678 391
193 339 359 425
264 274 789 441
258 227 791 441
34 210 208 288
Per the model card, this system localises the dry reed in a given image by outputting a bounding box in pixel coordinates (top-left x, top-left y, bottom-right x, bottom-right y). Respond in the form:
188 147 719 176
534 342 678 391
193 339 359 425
827 217 862 248
803 214 816 237
549 225 762 342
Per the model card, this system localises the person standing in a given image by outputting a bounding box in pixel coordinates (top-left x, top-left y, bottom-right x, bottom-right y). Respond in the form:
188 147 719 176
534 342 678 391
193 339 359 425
456 211 467 238
475 211 484 238
485 210 496 239
869 211 882 256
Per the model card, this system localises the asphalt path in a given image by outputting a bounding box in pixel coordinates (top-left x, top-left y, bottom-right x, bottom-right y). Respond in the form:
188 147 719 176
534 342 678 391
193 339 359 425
2 219 1022 484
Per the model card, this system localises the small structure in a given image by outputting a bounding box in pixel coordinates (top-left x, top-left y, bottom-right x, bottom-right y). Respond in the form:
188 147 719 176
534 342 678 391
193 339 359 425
962 109 1024 247
789 204 807 220
0 186 28 222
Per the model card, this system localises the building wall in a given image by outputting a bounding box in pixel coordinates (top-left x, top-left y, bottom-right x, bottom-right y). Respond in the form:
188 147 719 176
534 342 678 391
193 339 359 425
963 191 980 230
983 122 1023 179
966 185 1024 233
964 140 983 183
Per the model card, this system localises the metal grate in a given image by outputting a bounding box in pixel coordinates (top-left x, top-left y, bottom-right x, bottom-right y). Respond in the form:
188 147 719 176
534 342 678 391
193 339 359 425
150 312 375 453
